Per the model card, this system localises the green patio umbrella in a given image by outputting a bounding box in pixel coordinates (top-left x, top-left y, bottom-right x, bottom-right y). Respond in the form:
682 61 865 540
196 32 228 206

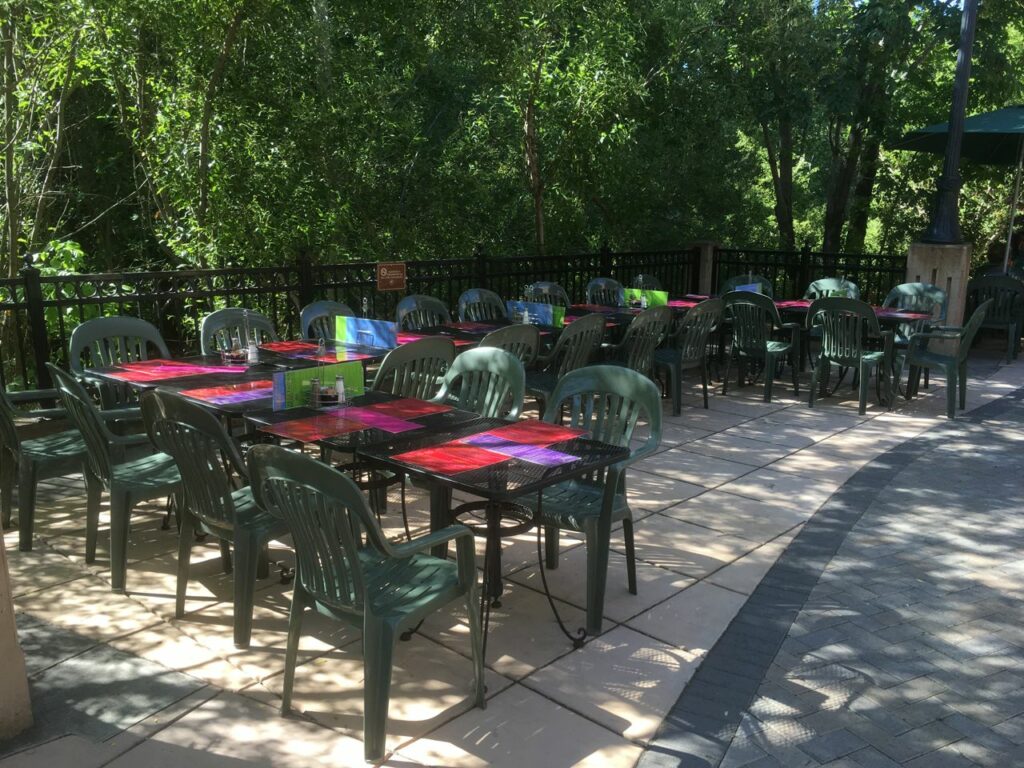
892 104 1024 271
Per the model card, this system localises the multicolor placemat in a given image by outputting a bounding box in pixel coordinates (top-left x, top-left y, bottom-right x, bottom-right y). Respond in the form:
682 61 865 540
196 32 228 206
444 321 504 333
393 420 588 475
105 359 248 383
260 340 376 363
271 361 365 411
397 332 476 347
179 380 273 405
259 398 453 442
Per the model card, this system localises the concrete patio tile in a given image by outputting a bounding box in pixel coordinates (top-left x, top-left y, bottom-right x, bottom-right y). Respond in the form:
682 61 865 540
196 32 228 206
14 570 164 642
687 394 790 417
618 512 759 578
417 579 588 680
625 471 706 513
508 547 695 624
719 420 819 450
668 406 755 433
522 625 702 742
468 528 585 578
717 468 838 509
42 510 180 576
256 634 512 753
633 447 754 488
708 529 801 595
768 447 872 485
677 432 798 466
658 423 715 447
15 612 99 677
395 684 642 767
0 735 120 768
661 490 809 542
104 690 367 767
173 588 361 691
628 580 748 651
5 545 91 599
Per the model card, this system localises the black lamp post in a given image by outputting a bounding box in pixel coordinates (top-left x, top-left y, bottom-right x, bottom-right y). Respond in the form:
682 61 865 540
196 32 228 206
921 0 979 244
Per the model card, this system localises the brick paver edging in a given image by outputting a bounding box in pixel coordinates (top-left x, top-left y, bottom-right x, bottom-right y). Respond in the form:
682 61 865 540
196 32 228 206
637 386 1024 768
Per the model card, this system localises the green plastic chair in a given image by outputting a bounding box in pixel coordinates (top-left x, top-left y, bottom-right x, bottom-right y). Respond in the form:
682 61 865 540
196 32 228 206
1 388 87 541
300 299 354 340
433 347 525 419
905 299 992 419
48 363 181 592
525 281 571 307
141 389 289 648
479 323 541 366
69 316 170 414
247 444 484 762
882 283 947 389
200 308 279 355
371 337 455 400
806 297 895 415
654 298 723 413
965 275 1024 362
722 291 800 402
586 278 625 307
515 365 662 635
525 312 605 409
457 288 507 322
720 273 774 297
804 278 861 300
605 305 672 378
395 295 451 331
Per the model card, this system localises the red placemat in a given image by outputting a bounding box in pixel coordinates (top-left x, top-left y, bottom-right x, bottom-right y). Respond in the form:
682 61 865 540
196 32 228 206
397 332 475 347
179 380 273 405
482 420 588 445
260 341 318 353
445 321 502 333
108 360 248 383
260 411 368 442
392 444 509 475
361 398 453 419
668 299 702 309
775 299 812 310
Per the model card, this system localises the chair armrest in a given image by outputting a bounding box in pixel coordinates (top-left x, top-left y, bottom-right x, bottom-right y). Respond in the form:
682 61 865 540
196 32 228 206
907 330 960 345
99 406 143 422
926 325 964 333
110 432 153 448
390 523 473 559
780 322 801 330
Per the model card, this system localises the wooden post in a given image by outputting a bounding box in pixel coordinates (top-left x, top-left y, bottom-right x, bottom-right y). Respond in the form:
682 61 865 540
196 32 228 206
0 534 32 738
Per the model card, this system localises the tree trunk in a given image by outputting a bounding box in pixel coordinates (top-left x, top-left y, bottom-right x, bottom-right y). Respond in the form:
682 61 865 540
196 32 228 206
28 31 80 255
822 123 864 253
845 134 881 253
523 62 545 256
197 3 246 230
762 118 795 251
3 10 19 277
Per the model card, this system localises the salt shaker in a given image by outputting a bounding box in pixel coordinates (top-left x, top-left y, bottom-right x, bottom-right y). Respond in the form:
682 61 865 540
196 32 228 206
335 375 346 405
309 378 320 408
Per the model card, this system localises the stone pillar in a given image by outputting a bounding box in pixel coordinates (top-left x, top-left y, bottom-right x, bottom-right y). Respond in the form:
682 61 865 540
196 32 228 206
690 241 718 296
906 242 972 327
0 534 32 739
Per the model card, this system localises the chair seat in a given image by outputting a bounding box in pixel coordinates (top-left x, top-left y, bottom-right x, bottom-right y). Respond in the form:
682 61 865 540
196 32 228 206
516 478 628 531
653 349 702 369
362 551 462 620
907 349 954 368
20 430 87 461
196 486 287 538
111 451 181 490
824 350 885 365
525 371 558 397
764 340 792 354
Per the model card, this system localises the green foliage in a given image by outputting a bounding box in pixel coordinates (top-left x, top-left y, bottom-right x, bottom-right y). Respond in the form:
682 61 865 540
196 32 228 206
2 0 1023 275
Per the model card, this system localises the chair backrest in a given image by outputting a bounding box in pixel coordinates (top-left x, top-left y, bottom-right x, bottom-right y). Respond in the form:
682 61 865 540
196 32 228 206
300 300 355 341
543 365 662 484
806 297 881 366
545 312 605 377
395 295 451 331
68 316 170 376
720 273 774 298
965 276 1024 325
457 288 507 322
615 306 672 376
804 278 861 301
248 444 395 620
586 278 624 307
525 281 571 308
479 323 540 366
47 363 115 486
957 299 993 363
434 348 525 419
882 282 948 319
141 389 246 530
672 298 724 362
371 337 455 399
0 389 20 456
200 308 278 355
632 274 662 290
723 291 785 354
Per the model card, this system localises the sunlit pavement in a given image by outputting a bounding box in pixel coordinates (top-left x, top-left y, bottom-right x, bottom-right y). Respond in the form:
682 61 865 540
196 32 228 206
3 343 1021 768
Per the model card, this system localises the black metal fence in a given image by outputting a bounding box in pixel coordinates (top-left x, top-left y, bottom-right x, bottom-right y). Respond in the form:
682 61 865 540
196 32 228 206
711 245 907 304
0 243 908 390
